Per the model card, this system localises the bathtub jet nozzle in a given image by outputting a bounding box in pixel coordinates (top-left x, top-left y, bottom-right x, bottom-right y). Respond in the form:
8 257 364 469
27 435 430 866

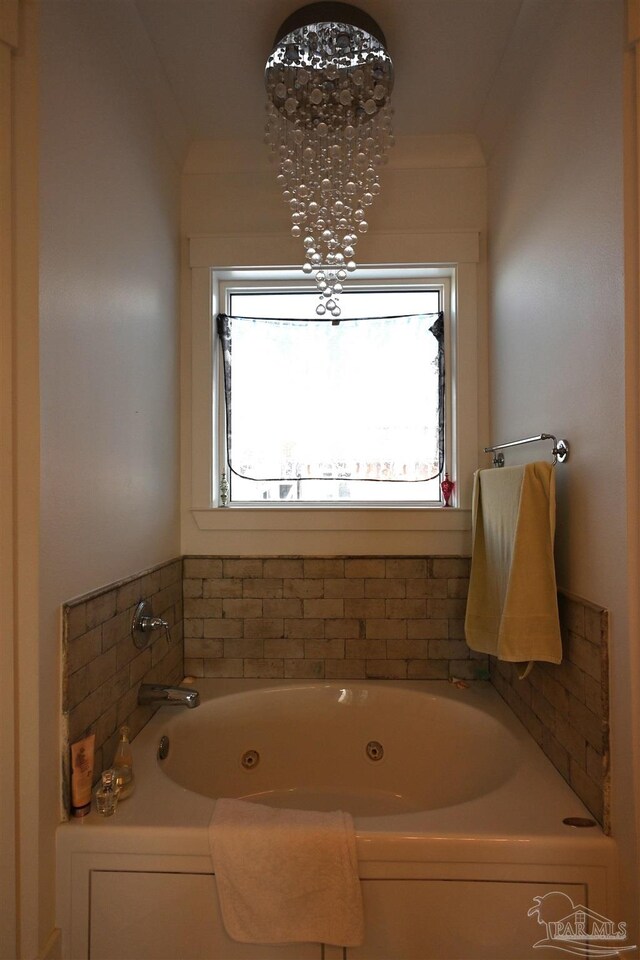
138 683 200 709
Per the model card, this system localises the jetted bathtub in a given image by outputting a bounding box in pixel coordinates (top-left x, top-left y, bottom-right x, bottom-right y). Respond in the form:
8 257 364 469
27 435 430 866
56 679 620 960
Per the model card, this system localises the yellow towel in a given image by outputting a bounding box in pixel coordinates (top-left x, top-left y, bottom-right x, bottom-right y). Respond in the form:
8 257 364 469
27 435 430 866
464 461 562 665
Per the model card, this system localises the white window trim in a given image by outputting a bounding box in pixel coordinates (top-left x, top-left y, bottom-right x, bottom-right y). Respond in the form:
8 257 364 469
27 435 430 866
185 231 480 551
219 274 450 508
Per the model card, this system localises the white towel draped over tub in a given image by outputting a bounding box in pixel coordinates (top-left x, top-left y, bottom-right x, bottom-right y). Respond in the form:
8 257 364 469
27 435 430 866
209 797 364 947
464 461 562 671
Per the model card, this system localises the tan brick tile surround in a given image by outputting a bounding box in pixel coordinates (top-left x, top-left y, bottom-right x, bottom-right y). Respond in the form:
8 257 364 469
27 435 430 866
62 558 183 809
182 555 485 683
490 591 610 830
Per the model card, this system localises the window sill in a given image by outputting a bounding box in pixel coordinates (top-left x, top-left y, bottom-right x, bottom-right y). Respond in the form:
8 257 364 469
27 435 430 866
191 507 471 533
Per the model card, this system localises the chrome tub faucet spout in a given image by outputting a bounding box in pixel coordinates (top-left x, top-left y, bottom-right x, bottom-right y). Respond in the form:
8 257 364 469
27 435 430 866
138 683 200 709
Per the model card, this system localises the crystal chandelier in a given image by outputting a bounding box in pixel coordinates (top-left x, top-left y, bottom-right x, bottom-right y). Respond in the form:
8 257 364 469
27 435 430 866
264 2 394 318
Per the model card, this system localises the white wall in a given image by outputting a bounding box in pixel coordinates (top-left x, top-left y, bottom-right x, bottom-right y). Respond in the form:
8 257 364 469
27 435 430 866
487 0 637 935
38 3 182 951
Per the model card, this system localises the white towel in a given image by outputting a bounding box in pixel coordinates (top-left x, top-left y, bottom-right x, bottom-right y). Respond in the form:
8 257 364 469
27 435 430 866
209 798 364 947
465 461 562 666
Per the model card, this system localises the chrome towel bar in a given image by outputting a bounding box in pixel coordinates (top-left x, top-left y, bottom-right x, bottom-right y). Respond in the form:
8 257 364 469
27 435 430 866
484 433 570 468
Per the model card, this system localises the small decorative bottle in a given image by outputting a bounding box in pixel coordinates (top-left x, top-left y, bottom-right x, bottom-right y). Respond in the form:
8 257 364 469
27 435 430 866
95 769 119 817
440 473 455 507
112 725 135 800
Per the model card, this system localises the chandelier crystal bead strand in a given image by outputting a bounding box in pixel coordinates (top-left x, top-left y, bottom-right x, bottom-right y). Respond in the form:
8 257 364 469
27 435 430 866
264 3 394 318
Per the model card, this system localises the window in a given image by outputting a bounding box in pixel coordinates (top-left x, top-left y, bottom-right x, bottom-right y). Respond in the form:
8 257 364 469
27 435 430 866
187 236 480 548
217 276 451 505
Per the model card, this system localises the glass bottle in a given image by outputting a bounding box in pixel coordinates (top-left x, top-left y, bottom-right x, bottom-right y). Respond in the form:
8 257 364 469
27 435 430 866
112 725 135 799
441 473 455 507
95 769 118 817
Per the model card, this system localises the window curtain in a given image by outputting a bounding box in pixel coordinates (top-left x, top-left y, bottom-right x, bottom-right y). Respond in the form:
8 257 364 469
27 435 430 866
216 312 444 484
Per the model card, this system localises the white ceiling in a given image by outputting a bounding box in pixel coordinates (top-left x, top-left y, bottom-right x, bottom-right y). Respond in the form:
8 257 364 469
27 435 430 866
132 0 557 146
